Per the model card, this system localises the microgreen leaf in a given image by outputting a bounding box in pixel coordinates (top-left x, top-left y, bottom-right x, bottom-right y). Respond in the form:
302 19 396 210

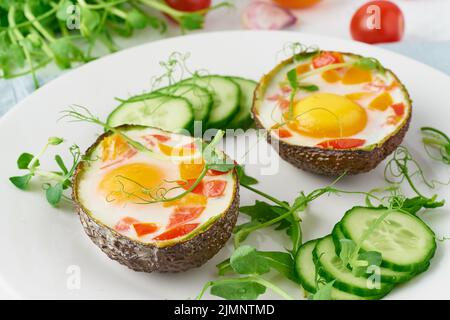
286 68 299 90
179 13 204 31
399 195 445 215
126 9 148 29
80 7 101 38
46 183 63 206
239 201 289 230
230 246 271 275
339 238 356 266
258 251 297 282
56 0 73 21
217 251 296 283
210 280 266 300
236 165 258 186
48 137 64 146
354 57 384 72
9 174 33 190
55 155 68 175
17 153 36 169
309 280 335 300
353 251 382 275
299 84 319 92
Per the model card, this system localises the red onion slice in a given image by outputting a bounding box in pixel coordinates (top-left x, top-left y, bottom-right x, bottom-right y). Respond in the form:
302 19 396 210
242 1 297 30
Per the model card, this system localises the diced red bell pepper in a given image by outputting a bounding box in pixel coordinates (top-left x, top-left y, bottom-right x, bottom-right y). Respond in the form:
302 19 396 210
133 223 159 237
168 206 205 229
150 134 170 142
153 223 200 241
317 138 366 149
207 169 227 176
178 179 204 195
312 52 343 69
274 127 293 138
391 103 405 116
114 216 140 232
203 180 227 198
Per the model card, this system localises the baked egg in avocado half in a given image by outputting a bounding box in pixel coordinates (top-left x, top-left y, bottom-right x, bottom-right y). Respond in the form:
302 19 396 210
252 51 412 176
73 126 239 273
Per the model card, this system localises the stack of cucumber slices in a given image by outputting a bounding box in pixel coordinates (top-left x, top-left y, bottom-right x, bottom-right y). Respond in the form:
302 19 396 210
107 75 257 133
296 207 436 300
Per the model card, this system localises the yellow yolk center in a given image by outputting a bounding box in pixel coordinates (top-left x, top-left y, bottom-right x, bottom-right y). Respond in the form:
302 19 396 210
98 163 164 204
291 93 367 138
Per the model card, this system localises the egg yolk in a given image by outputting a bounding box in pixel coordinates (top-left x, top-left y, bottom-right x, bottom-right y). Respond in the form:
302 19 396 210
99 163 164 204
290 93 367 138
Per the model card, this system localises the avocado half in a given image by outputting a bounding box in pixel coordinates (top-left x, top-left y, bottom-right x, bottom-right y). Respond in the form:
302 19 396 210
72 126 239 273
251 52 412 176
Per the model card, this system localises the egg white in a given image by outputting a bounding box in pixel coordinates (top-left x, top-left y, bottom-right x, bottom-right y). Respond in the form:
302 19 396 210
77 127 236 244
258 54 411 149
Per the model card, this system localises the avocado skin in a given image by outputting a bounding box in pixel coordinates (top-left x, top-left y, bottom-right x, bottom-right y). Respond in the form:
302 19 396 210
72 126 240 273
254 112 411 176
252 52 412 176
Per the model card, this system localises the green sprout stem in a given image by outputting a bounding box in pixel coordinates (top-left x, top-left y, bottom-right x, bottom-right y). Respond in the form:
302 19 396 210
23 3 56 43
421 127 450 143
297 62 350 82
8 5 39 88
241 184 290 210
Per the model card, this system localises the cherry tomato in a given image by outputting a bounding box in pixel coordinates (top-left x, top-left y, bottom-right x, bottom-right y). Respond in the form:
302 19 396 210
273 0 321 9
350 1 404 44
165 0 211 12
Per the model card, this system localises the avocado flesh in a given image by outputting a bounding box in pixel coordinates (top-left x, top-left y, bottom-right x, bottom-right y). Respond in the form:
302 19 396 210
73 125 239 272
252 52 412 176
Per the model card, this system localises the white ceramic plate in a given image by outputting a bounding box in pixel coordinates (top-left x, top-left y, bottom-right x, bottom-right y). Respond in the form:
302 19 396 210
0 31 449 300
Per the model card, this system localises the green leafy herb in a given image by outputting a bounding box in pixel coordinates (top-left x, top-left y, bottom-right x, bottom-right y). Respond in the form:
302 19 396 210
9 174 33 190
286 68 299 90
218 248 297 282
198 270 294 300
17 152 36 169
209 280 266 300
229 246 271 275
353 57 385 73
0 1 229 87
299 84 319 92
46 182 64 206
236 165 258 186
397 195 444 215
9 138 81 206
309 280 335 300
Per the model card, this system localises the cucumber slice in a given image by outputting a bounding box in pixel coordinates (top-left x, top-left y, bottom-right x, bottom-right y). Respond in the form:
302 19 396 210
313 236 394 297
107 94 194 132
296 240 319 294
296 239 382 300
181 75 240 129
332 223 416 284
157 83 212 123
226 77 257 129
340 207 436 272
